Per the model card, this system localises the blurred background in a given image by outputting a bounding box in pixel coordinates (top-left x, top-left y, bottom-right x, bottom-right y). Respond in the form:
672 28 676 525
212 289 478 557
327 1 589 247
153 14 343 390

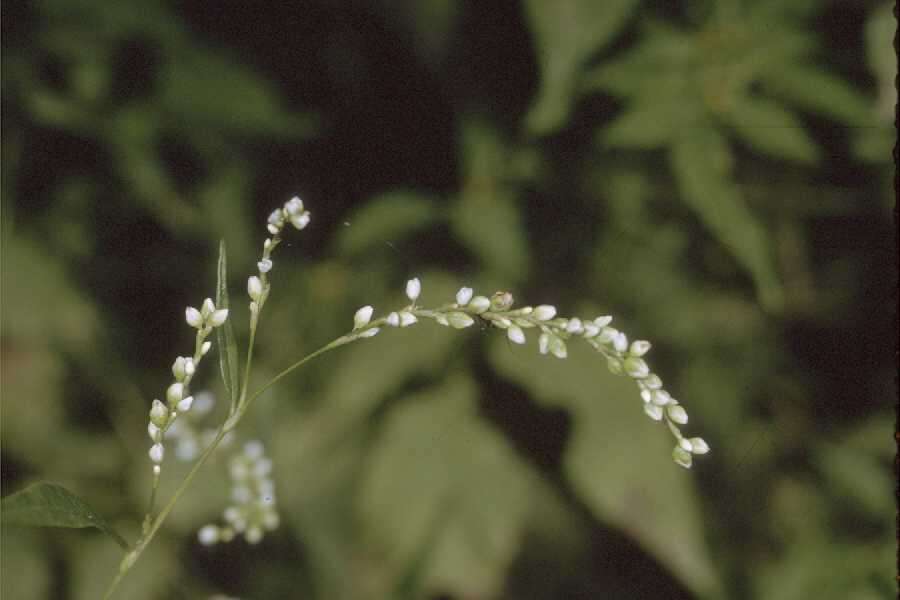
1 0 896 598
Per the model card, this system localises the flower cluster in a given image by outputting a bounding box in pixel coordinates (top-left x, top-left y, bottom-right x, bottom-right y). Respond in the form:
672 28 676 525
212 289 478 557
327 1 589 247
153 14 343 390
147 298 229 472
197 440 280 546
248 197 310 317
346 277 709 468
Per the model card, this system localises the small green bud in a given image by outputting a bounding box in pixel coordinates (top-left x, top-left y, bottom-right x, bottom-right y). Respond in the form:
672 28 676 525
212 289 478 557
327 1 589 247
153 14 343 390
672 446 692 468
623 356 649 378
607 357 623 375
166 382 184 406
172 357 187 381
490 291 514 311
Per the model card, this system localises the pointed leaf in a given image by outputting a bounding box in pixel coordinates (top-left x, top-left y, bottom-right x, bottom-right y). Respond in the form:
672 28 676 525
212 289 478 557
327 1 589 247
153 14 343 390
216 240 240 409
2 482 128 550
723 96 819 163
670 126 784 310
600 100 701 150
762 64 874 125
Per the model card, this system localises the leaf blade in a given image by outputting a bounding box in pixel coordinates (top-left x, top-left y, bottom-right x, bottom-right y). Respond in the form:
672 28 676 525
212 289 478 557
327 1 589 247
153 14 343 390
2 482 129 550
216 239 240 410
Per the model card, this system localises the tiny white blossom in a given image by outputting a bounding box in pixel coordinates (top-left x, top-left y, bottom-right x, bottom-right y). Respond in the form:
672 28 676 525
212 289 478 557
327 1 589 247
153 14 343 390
630 340 651 357
434 314 449 326
209 309 229 327
613 332 628 353
201 341 212 356
640 389 652 403
149 399 169 426
202 298 216 317
447 312 475 329
257 259 273 274
185 307 203 328
148 422 161 441
689 437 710 454
149 443 165 464
624 357 649 379
167 382 184 405
678 437 694 452
358 327 380 338
406 278 421 302
177 395 194 412
644 374 663 389
667 405 689 425
284 196 304 215
643 403 663 421
566 318 584 334
606 357 623 374
246 526 263 544
290 213 310 230
651 390 672 406
507 325 526 344
582 323 600 337
469 296 491 314
594 315 613 328
673 447 693 468
198 525 220 546
172 356 187 381
533 305 557 321
353 305 374 329
184 358 195 377
267 224 280 235
538 332 550 355
399 311 417 327
386 312 400 327
597 327 617 343
456 287 474 306
248 276 263 301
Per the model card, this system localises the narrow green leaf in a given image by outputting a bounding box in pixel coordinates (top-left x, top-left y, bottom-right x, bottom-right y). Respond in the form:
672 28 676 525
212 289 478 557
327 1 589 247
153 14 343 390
600 100 701 150
2 482 129 550
761 64 873 125
524 0 640 134
215 240 240 408
670 127 784 310
723 96 819 163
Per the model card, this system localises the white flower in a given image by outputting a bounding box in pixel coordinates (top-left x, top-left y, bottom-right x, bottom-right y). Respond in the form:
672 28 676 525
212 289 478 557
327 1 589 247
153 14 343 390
209 309 229 328
198 525 220 546
651 390 672 406
248 276 263 301
447 312 475 329
167 382 184 405
643 403 663 421
456 287 473 306
469 296 491 314
533 305 557 321
507 325 526 344
358 327 380 338
149 443 165 464
624 357 649 379
644 374 662 389
549 336 567 359
399 311 417 327
678 437 694 452
202 298 216 317
185 306 203 328
566 318 583 334
257 259 273 274
268 209 284 227
284 196 304 215
353 305 374 329
667 405 688 425
582 323 600 337
184 358 195 377
201 341 212 356
148 422 160 441
290 213 310 230
149 399 169 426
689 437 710 454
538 333 550 355
629 340 651 357
593 315 613 328
406 278 421 302
613 331 628 353
177 395 194 412
640 389 652 403
386 312 400 327
172 357 187 380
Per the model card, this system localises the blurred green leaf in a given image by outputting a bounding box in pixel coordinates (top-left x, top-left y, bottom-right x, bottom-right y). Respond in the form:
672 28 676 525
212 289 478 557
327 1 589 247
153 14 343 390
670 126 784 310
2 482 128 550
761 63 874 125
723 95 819 163
216 240 240 411
489 339 722 598
358 374 539 598
865 2 896 120
601 101 698 150
525 0 640 134
333 191 442 257
451 120 529 284
0 529 51 600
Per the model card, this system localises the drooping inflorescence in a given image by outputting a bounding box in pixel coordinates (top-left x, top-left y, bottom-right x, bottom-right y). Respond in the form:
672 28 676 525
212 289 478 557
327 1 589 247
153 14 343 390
345 278 709 468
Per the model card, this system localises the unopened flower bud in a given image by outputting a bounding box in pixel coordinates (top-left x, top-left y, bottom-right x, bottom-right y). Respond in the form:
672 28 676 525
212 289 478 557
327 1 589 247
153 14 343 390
689 437 710 454
184 358 195 377
358 327 380 338
399 311 417 327
257 259 272 274
678 437 694 452
613 332 628 353
177 395 194 412
166 383 184 405
456 287 473 306
469 296 491 314
353 305 374 329
607 357 623 375
672 446 692 468
507 325 526 344
594 315 613 328
209 309 229 327
549 336 567 359
406 278 421 302
538 332 550 354
185 307 203 328
629 340 651 357
490 291 514 311
533 305 557 321
248 276 263 301
172 357 187 381
667 405 688 425
644 403 663 421
149 443 165 464
566 318 584 334
447 312 475 329
624 357 649 378
386 312 400 327
150 399 169 427
201 341 212 356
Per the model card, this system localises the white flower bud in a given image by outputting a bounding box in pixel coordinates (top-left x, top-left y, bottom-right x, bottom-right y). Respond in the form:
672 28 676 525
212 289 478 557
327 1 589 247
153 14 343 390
490 291 514 311
172 357 187 381
257 259 273 274
689 437 710 454
150 399 169 426
201 298 216 317
177 395 194 412
262 512 280 530
246 526 263 544
149 443 165 464
549 336 567 359
353 305 374 329
153 465 161 476
148 422 161 441
507 325 526 344
673 447 692 468
607 357 623 375
629 340 651 357
166 382 184 405
358 327 380 338
533 305 557 321
290 213 310 230
386 312 400 327
594 315 613 328
399 311 417 327
644 374 663 389
201 341 212 356
284 196 304 215
582 323 600 337
435 314 449 326
447 312 475 329
184 358 195 377
566 318 583 334
624 357 649 379
267 224 279 235
185 307 203 328
678 437 694 452
406 278 421 302
651 390 672 406
597 327 617 343
244 440 264 460
248 276 263 301
643 403 663 421
640 389 652 403
198 525 220 546
667 404 689 425
456 287 473 306
538 332 550 355
613 332 628 353
268 209 284 226
209 309 229 327
469 296 491 314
